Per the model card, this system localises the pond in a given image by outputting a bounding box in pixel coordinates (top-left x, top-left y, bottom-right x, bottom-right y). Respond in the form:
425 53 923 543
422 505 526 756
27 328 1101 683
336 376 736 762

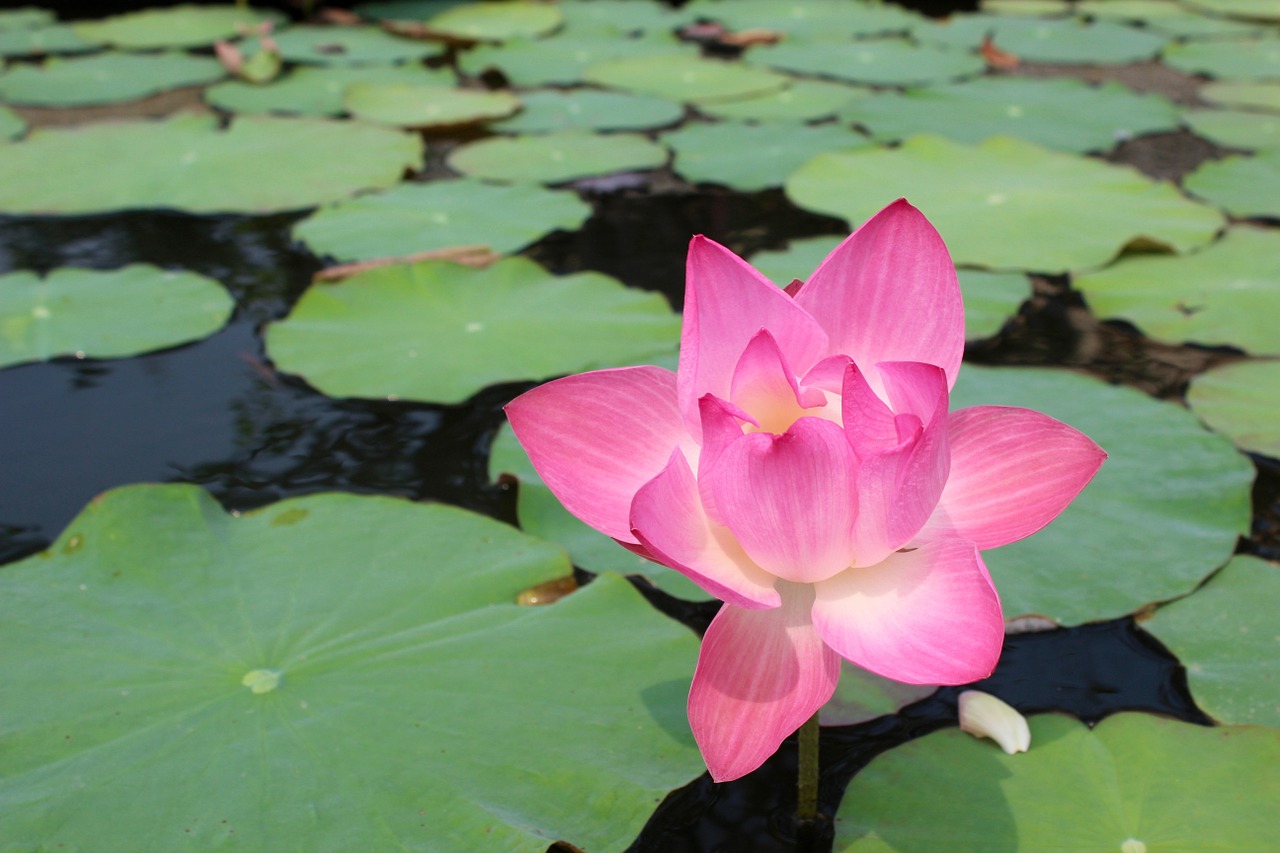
1 1 1278 851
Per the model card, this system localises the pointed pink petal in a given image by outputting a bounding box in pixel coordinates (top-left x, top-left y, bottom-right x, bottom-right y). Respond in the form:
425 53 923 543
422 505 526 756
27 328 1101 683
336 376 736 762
678 235 830 432
631 450 780 610
505 366 689 543
696 394 751 527
917 406 1106 549
689 584 840 782
706 417 858 584
794 199 964 390
838 360 898 454
812 540 1003 685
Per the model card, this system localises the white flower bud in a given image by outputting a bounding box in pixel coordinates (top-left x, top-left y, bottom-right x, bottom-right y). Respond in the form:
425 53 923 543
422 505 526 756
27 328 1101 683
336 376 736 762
958 690 1031 754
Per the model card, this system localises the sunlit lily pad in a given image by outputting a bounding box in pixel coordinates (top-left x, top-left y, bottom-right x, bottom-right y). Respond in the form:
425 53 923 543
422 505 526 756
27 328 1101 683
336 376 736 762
1184 148 1280 218
684 0 923 39
206 64 453 117
0 265 233 368
1164 37 1280 80
0 105 24 139
343 83 519 127
1077 0 1263 38
0 484 702 852
1186 360 1280 458
273 24 440 65
293 179 591 261
71 4 282 49
0 113 422 214
585 53 790 104
0 51 225 106
747 37 985 87
265 257 680 404
1074 226 1280 355
665 121 869 191
426 1 563 41
848 77 1179 152
492 88 683 133
919 14 1167 63
835 713 1279 851
698 78 868 123
447 129 667 183
1201 81 1280 111
786 134 1225 272
460 32 692 86
0 23 97 57
1182 107 1280 150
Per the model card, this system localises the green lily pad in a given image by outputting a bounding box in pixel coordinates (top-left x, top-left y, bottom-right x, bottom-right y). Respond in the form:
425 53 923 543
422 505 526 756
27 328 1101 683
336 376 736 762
1181 0 1280 21
557 0 694 35
1074 226 1280 355
206 64 454 117
426 1 563 41
492 88 683 133
981 0 1070 14
272 24 440 65
821 662 936 726
71 4 282 49
1184 148 1280 219
785 134 1225 272
0 265 234 368
684 0 923 39
1183 107 1280 150
665 121 870 191
0 484 702 852
1144 555 1280 727
0 105 24 139
952 366 1252 625
698 78 868 123
848 77 1179 153
1077 0 1264 38
747 37 986 87
0 7 54 30
293 179 591 261
355 0 463 21
0 113 422 214
835 713 1280 851
1201 81 1280 112
0 51 225 107
343 83 519 127
0 23 97 57
585 53 791 104
265 256 680 404
919 14 1168 63
447 129 667 183
1186 359 1280 458
1164 37 1280 80
460 32 693 86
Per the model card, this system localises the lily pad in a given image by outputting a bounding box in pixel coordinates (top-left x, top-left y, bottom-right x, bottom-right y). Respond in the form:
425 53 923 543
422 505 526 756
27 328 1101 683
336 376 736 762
785 134 1225 272
835 713 1280 851
206 64 454 117
954 366 1253 625
1181 0 1280 21
0 484 703 852
272 24 440 65
425 1 563 41
1186 360 1280 458
821 662 936 726
585 53 791 104
684 0 923 39
265 256 680 404
697 78 868 123
447 129 667 183
1184 148 1280 219
557 0 694 34
0 7 54 30
848 77 1180 153
71 4 282 49
0 113 422 214
1164 37 1280 80
343 83 519 127
747 37 986 87
0 265 234 368
0 105 24 139
355 0 463 21
1077 0 1264 38
1201 81 1280 112
1182 107 1280 150
460 32 693 86
0 23 97 57
665 121 870 191
919 14 1168 63
492 88 683 133
1074 226 1280 355
0 51 226 107
293 179 591 261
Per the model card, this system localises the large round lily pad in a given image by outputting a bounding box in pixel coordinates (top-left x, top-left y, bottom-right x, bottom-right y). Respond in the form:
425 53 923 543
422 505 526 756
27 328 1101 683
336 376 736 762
272 24 440 65
293 179 591 261
585 53 790 104
343 82 520 127
206 64 454 117
0 51 226 107
265 256 680 404
0 484 703 852
1184 148 1280 219
1074 226 1280 355
446 129 667 183
1186 359 1280 458
71 4 282 49
747 37 986 87
0 113 422 214
785 134 1225 272
492 88 684 133
425 1 563 41
835 713 1279 851
0 265 234 368
665 121 870 191
1142 554 1280 726
1164 36 1280 80
953 366 1253 625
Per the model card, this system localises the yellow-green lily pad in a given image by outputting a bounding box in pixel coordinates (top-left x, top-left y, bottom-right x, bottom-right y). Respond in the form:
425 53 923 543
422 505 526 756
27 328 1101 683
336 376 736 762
206 64 454 117
71 4 282 49
0 51 225 106
1164 36 1280 80
343 82 520 127
447 129 667 183
1184 148 1280 219
1186 359 1280 458
460 32 693 87
1201 80 1280 112
426 1 563 41
585 53 790 104
1183 107 1280 150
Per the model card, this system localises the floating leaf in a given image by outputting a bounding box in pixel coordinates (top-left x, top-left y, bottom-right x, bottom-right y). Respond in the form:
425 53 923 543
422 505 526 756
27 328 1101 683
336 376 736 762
848 77 1179 153
953 366 1252 625
0 23 97 57
460 32 693 86
0 485 702 852
0 265 233 368
585 53 790 104
426 1 563 41
835 713 1280 851
206 64 453 117
1182 107 1280 150
1077 0 1264 38
272 24 440 65
557 0 694 34
71 4 282 49
492 88 683 133
447 129 667 183
1074 226 1280 355
0 51 225 107
786 134 1225 272
1184 148 1280 219
665 121 869 191
355 0 462 21
684 0 923 39
747 37 985 87
919 14 1168 63
1181 0 1280 21
1164 36 1280 80
265 256 680 404
1201 80 1280 112
343 82 519 127
1186 360 1280 458
821 662 936 726
0 7 54 30
0 113 422 214
0 105 24 139
698 78 868 123
293 179 591 261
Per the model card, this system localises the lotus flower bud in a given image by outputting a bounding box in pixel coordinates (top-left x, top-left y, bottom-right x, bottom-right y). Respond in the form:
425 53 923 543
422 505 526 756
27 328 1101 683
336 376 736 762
958 690 1031 754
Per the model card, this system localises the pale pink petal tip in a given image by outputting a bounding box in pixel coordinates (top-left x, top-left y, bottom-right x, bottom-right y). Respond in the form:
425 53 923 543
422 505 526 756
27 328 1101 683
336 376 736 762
958 690 1031 754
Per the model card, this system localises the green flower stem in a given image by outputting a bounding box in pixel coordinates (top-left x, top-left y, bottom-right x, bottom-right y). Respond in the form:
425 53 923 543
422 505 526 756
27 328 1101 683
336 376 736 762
797 711 820 823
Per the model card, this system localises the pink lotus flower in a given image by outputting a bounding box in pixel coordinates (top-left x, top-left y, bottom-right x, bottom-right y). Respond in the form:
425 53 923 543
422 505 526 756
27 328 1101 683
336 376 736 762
505 199 1104 782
